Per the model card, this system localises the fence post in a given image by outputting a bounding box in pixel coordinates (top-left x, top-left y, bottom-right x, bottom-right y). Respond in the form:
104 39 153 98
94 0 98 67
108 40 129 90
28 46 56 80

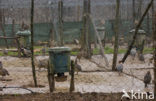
70 60 75 92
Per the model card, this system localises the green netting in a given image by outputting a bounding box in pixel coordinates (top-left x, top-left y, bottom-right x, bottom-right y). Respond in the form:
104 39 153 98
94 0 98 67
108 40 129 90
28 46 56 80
105 18 152 40
0 21 97 46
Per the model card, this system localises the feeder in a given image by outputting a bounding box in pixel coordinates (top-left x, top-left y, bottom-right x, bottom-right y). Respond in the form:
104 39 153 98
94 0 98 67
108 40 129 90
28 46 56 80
16 30 31 48
48 47 71 82
129 29 146 51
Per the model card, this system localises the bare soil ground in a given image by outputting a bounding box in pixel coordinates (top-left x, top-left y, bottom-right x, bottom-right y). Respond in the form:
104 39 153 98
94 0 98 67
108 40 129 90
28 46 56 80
0 54 154 97
0 93 154 101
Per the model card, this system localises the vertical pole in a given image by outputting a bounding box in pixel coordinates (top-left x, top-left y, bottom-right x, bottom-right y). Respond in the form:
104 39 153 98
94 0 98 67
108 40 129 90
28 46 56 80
112 0 120 71
77 5 80 21
12 19 15 37
81 0 92 58
58 1 63 46
153 11 156 98
70 60 75 92
137 0 143 20
47 61 55 92
147 12 150 35
31 0 37 87
132 0 136 25
16 38 21 58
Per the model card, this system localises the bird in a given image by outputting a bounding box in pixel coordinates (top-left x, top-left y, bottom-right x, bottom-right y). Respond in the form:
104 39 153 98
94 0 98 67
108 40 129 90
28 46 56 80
0 61 9 79
116 61 123 76
139 54 145 62
130 48 137 60
41 45 46 56
21 48 31 57
0 61 3 68
34 58 48 71
2 49 8 55
74 59 82 75
76 52 83 62
144 71 151 88
148 57 153 66
74 39 79 45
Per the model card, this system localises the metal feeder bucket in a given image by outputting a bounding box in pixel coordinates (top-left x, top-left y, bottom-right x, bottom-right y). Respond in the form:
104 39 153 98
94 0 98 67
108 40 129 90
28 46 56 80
48 47 71 82
16 30 31 48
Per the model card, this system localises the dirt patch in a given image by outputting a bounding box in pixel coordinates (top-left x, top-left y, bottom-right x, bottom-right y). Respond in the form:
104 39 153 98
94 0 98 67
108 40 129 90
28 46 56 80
0 93 154 101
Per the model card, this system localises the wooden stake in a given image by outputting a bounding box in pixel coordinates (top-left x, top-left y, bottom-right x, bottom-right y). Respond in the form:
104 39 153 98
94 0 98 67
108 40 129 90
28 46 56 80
70 60 75 92
47 61 55 92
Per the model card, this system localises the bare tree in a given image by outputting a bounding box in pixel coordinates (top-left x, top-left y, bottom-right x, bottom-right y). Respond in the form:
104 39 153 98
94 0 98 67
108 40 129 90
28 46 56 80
112 0 120 71
31 0 37 87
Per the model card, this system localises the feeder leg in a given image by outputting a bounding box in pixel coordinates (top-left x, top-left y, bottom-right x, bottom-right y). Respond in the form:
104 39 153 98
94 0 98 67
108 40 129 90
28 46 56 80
16 38 21 57
70 60 75 92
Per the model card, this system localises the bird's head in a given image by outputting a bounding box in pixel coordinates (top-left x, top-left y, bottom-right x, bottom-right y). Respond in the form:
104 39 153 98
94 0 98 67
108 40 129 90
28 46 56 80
119 60 123 64
147 71 150 74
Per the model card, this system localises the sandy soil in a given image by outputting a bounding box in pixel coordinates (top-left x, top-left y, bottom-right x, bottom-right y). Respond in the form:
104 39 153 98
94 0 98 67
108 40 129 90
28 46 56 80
0 54 154 95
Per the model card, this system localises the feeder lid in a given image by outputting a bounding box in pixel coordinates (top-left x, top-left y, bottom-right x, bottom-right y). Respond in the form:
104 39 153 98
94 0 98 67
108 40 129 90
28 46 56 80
49 47 71 52
16 30 31 36
97 26 105 31
129 29 146 34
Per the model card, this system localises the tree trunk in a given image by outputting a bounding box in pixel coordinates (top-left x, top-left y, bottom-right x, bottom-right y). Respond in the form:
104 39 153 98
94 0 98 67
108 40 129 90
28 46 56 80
31 0 37 87
137 0 143 20
121 0 154 63
77 5 80 21
58 1 63 46
153 10 156 98
132 0 136 25
81 0 92 59
152 0 155 47
112 0 120 71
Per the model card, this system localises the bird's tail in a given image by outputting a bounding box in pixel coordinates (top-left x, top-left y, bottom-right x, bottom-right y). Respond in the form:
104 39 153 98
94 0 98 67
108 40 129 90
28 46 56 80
145 83 147 88
7 71 9 75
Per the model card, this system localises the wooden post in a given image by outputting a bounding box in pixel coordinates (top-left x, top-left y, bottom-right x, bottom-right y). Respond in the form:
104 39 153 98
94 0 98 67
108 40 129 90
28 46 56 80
16 38 21 58
31 0 38 87
147 12 150 35
112 0 120 71
137 0 143 20
153 11 156 98
12 19 15 37
81 0 92 59
132 0 136 25
77 5 80 21
103 31 106 47
47 61 55 92
70 60 75 92
121 0 154 63
58 1 63 46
